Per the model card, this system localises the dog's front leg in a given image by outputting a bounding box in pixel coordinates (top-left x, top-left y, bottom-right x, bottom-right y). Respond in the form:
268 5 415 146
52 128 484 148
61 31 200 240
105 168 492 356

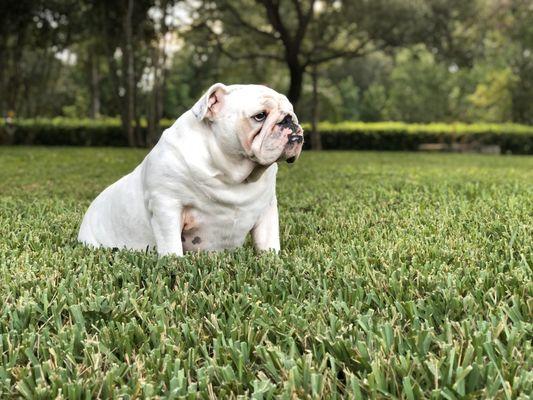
251 197 280 253
148 196 183 256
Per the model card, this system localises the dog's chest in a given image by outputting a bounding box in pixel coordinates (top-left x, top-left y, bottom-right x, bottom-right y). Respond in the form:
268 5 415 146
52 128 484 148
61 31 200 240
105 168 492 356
180 188 271 252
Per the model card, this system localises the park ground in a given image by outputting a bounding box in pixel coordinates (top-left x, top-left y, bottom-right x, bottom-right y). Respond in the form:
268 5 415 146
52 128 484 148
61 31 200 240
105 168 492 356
0 147 531 398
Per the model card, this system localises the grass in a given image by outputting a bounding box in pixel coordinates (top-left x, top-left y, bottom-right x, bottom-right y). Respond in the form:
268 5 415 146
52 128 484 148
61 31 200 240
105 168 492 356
0 147 531 399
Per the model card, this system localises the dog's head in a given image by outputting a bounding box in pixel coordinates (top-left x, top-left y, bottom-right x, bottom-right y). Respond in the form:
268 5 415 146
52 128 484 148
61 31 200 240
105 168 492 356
191 83 304 165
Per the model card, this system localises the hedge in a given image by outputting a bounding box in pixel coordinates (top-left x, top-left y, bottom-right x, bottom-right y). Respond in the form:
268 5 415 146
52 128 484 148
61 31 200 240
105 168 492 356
0 118 174 147
1 118 532 154
304 122 533 154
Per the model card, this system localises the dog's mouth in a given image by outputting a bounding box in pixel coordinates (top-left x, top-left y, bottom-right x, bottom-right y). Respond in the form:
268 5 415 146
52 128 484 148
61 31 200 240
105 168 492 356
283 132 303 164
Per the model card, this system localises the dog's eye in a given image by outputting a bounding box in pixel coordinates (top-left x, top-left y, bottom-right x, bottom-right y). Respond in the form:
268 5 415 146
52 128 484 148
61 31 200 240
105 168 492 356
253 112 267 122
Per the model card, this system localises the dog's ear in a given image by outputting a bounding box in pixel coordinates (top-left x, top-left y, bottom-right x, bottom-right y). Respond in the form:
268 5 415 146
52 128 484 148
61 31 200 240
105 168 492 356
191 83 228 121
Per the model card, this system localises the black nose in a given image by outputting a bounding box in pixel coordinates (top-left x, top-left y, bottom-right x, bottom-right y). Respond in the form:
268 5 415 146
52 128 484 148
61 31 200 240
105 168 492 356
288 134 303 144
279 114 292 125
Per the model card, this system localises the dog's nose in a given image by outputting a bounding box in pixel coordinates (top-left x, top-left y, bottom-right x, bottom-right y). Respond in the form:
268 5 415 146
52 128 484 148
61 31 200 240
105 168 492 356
288 134 303 144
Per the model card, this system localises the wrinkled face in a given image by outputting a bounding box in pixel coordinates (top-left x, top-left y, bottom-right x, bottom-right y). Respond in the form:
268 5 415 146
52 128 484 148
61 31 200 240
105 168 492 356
192 84 304 165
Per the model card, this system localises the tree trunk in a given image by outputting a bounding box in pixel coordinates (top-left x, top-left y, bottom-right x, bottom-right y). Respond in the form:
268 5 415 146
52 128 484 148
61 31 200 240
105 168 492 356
123 0 136 147
155 45 168 145
147 101 156 146
147 0 169 147
6 31 25 115
287 60 305 106
106 53 128 144
0 47 5 115
89 52 100 119
310 64 322 150
147 47 159 146
147 77 162 147
134 82 144 147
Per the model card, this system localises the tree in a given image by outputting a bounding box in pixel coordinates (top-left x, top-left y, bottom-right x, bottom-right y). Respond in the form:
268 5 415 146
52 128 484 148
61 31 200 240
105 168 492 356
507 0 533 123
385 46 452 123
90 0 156 146
0 0 74 117
194 0 461 148
147 0 181 146
467 68 516 122
198 0 427 106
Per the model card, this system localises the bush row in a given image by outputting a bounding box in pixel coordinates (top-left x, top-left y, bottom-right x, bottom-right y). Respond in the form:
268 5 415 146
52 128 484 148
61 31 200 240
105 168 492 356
0 118 174 147
1 118 532 153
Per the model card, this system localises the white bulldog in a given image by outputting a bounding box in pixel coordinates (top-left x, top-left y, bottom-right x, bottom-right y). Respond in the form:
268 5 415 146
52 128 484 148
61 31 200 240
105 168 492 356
78 83 304 256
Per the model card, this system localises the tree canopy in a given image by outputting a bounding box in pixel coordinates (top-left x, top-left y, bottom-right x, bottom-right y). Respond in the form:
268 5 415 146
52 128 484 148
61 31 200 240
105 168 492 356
1 0 532 146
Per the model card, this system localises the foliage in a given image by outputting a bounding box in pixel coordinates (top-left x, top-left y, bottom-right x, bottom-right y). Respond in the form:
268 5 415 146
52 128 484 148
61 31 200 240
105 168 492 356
505 0 533 124
194 0 430 106
314 121 533 135
384 47 452 123
360 84 388 122
0 0 74 116
1 0 533 141
312 122 533 154
0 148 531 398
2 119 532 153
467 68 517 123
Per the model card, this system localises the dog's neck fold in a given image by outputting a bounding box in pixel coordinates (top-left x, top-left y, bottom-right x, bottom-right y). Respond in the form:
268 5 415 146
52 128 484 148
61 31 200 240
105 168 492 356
206 130 269 184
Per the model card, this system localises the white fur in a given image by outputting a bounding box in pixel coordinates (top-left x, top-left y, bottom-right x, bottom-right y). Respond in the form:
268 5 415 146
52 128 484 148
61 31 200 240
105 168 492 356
78 84 303 256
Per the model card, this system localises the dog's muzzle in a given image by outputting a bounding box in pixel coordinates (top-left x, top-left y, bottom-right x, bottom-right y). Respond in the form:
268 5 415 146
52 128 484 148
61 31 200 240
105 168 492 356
278 114 304 143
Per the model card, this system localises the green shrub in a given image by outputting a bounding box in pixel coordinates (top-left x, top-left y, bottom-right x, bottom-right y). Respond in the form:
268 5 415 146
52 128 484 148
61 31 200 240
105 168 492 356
1 118 532 153
302 122 533 154
0 118 175 147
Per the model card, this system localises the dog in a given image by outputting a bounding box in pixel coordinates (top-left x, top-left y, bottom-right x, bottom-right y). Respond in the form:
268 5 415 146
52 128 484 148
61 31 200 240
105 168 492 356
78 83 304 256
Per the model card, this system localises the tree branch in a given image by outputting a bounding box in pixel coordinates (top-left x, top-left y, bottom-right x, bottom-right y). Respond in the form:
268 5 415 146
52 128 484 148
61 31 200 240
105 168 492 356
222 1 278 42
304 35 374 66
257 0 293 49
291 0 303 23
294 0 315 49
201 22 284 62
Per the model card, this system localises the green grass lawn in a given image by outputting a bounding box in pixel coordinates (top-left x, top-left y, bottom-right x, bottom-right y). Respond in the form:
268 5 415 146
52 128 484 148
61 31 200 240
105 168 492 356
0 147 531 399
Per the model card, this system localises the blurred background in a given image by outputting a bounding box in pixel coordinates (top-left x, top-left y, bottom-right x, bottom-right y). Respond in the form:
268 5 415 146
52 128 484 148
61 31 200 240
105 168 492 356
0 0 532 149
